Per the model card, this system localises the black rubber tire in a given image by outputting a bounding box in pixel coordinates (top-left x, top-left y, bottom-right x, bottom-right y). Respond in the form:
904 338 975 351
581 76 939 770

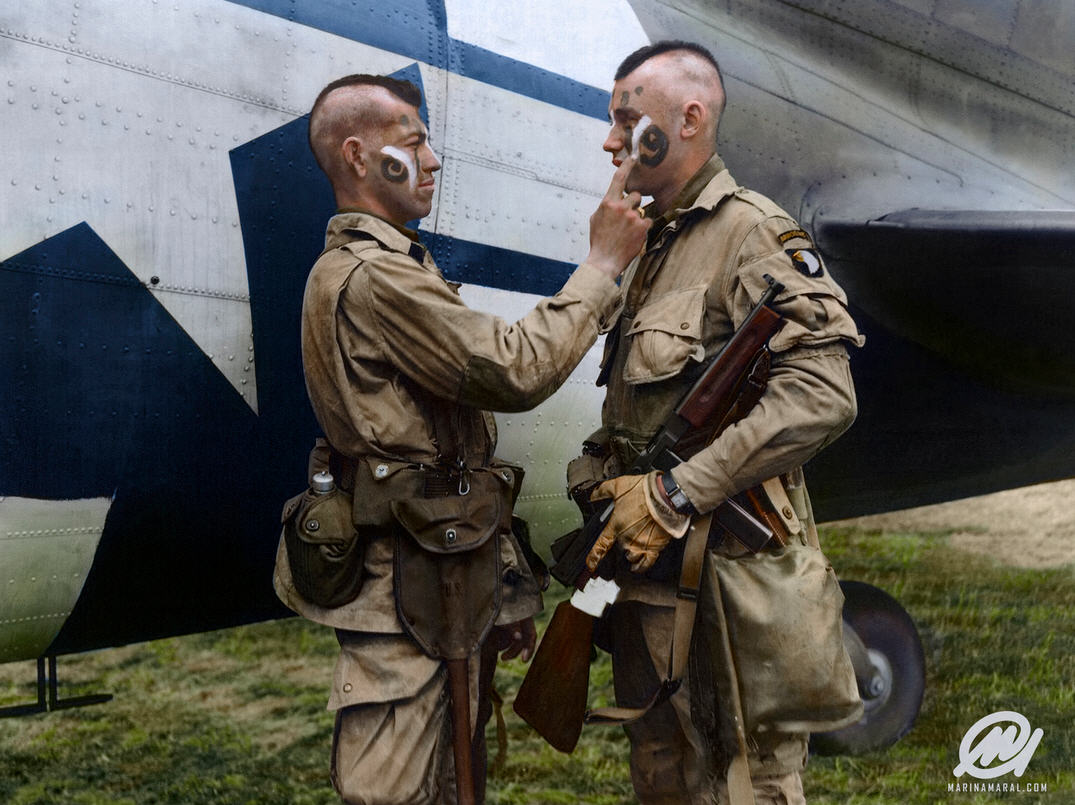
810 580 926 755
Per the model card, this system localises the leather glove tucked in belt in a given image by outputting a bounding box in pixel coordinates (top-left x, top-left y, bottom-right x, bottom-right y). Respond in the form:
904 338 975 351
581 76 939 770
585 471 691 573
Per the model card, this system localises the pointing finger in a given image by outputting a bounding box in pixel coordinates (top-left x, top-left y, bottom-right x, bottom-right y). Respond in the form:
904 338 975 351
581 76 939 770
604 153 638 201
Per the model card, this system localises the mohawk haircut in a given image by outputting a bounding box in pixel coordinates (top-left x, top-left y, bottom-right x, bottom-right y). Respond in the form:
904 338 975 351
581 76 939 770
310 74 422 116
307 74 423 175
614 40 724 85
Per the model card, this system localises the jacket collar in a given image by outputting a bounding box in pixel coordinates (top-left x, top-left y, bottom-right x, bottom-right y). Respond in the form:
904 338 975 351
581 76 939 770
324 210 423 256
644 154 738 249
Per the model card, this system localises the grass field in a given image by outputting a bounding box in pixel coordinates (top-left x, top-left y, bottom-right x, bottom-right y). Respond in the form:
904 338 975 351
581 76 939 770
2 518 1072 804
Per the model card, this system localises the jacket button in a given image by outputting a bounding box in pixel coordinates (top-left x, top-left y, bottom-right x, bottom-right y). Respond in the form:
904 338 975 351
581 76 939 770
782 506 794 519
343 683 353 693
680 322 689 330
306 519 320 532
375 464 389 479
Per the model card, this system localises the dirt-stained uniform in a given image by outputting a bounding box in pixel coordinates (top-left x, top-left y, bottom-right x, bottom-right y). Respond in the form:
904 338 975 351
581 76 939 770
580 155 864 804
274 210 620 805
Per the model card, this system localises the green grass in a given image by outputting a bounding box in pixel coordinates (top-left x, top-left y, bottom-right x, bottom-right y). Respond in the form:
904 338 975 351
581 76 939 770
1 524 1072 804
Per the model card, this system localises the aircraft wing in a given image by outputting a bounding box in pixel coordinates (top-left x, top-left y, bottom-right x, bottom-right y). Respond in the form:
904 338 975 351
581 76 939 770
806 209 1075 519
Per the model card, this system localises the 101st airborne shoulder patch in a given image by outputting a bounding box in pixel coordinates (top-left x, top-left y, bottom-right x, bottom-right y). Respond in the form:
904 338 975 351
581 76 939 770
786 248 824 277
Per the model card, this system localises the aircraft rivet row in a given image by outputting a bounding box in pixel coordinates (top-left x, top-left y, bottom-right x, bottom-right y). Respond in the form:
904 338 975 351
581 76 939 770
0 612 73 627
3 526 104 538
0 26 298 115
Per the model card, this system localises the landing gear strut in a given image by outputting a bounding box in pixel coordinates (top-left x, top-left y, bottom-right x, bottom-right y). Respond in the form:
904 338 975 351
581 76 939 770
0 656 113 717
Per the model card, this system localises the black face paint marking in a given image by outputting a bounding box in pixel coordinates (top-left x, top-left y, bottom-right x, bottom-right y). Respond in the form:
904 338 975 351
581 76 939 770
399 114 410 126
638 125 669 167
381 156 409 184
634 85 643 96
620 90 631 107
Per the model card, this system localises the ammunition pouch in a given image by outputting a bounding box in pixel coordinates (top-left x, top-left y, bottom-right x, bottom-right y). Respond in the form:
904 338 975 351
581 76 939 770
697 543 863 736
279 450 456 612
392 469 513 660
566 441 610 522
281 485 366 610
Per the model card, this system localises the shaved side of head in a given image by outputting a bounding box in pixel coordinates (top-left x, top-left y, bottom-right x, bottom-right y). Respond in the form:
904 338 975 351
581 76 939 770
308 74 421 190
617 42 726 142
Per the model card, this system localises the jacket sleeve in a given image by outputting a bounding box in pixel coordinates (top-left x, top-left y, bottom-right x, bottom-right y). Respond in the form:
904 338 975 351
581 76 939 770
672 344 857 513
671 218 863 513
348 251 620 412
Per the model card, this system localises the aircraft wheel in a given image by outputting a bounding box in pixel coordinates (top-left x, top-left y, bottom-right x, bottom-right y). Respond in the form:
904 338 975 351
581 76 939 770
810 580 925 755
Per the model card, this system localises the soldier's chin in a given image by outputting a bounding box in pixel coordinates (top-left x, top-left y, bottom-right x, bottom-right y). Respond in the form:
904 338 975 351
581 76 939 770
624 174 647 196
410 199 433 221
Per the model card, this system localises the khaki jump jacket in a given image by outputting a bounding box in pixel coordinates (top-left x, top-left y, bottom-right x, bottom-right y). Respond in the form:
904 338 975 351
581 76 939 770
275 211 620 709
595 155 865 604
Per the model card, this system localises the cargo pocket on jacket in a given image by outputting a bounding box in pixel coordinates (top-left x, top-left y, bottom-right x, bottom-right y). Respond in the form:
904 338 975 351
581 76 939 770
623 287 707 384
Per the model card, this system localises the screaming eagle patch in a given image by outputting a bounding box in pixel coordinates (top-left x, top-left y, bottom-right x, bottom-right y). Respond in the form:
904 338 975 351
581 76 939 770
786 248 823 277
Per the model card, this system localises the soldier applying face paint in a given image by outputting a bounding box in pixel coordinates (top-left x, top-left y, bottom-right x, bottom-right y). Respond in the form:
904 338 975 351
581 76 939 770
279 73 649 805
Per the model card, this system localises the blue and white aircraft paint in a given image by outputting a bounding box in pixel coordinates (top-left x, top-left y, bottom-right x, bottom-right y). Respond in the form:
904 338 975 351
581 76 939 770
1 0 653 664
2 0 1073 742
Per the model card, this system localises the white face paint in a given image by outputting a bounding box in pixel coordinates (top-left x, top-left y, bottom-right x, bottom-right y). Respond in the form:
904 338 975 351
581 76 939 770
631 114 652 156
380 145 417 190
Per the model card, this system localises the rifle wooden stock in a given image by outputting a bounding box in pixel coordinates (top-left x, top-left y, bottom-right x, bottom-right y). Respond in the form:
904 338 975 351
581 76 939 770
512 600 594 752
515 275 786 753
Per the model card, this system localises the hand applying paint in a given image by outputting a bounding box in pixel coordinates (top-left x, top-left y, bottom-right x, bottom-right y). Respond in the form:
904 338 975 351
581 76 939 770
586 154 650 280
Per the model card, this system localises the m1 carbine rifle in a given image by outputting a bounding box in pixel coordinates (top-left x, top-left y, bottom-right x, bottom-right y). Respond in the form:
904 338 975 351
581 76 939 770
513 275 787 753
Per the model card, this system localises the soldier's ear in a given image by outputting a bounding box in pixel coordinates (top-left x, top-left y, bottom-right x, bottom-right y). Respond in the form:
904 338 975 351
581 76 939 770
341 136 368 178
681 100 706 140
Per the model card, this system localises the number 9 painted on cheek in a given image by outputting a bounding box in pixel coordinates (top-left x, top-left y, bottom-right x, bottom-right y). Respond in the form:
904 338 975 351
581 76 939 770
628 114 669 168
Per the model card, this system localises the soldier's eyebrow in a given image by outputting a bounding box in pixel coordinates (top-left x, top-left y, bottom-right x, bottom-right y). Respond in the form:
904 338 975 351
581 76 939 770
399 124 429 144
610 106 642 123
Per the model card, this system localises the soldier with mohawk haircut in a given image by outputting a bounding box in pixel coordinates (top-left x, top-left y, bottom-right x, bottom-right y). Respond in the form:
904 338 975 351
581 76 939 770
275 73 649 804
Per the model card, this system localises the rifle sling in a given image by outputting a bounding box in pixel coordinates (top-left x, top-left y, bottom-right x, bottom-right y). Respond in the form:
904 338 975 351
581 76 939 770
582 512 756 804
584 511 711 724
